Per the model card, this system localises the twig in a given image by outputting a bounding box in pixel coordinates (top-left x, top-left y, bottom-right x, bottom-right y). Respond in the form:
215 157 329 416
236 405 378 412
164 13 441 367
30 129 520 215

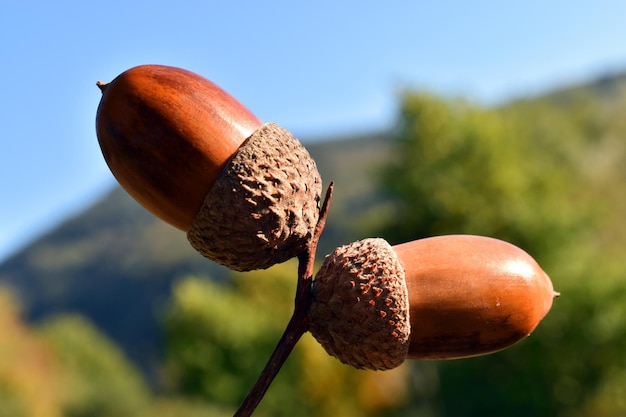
233 182 334 417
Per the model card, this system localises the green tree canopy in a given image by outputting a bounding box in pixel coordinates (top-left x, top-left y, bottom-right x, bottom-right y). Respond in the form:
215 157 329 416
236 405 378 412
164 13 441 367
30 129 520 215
39 314 150 417
376 91 626 417
379 92 593 260
162 262 412 417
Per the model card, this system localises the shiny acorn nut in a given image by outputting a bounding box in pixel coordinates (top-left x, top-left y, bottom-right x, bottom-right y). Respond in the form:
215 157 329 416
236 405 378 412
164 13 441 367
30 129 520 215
308 235 557 370
96 65 322 271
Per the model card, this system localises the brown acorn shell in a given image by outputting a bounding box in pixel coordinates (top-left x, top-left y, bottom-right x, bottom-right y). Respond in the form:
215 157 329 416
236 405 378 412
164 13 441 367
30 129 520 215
308 238 410 370
187 123 322 271
395 234 556 359
95 64 262 231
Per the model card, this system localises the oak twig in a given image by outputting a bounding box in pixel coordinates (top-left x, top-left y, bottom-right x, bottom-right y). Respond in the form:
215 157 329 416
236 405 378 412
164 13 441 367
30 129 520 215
233 182 334 417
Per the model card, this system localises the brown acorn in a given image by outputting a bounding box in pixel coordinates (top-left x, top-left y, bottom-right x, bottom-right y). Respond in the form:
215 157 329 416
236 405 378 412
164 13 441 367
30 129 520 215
95 65 322 271
308 235 557 370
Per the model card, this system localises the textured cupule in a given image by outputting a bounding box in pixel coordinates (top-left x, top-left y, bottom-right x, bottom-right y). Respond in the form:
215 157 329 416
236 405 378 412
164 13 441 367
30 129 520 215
308 238 410 370
187 123 322 271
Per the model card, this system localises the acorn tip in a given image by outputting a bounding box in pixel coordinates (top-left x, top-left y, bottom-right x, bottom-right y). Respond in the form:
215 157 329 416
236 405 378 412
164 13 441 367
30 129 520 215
96 81 108 93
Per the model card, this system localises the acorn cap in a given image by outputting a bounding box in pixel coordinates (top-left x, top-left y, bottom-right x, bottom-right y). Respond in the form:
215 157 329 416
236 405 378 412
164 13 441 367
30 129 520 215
308 238 410 370
187 123 322 271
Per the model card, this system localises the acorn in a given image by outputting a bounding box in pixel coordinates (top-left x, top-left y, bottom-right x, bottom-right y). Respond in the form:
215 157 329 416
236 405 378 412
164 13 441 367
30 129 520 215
308 235 557 370
95 65 322 271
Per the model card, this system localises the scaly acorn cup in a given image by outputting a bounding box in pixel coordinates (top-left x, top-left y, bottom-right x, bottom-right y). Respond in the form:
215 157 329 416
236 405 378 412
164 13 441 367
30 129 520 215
308 235 558 370
96 65 322 271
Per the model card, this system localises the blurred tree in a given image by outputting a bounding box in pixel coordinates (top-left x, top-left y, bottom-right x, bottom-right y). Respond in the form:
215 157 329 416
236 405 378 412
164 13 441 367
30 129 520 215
140 397 234 417
39 314 150 417
378 92 592 259
0 289 62 417
162 261 412 417
375 91 626 417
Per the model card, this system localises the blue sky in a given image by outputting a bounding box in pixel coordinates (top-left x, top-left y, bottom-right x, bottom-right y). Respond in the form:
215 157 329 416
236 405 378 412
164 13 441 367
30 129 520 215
2 1 626 261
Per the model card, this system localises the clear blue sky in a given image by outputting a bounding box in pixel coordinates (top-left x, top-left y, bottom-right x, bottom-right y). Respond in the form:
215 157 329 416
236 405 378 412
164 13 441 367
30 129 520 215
2 1 626 262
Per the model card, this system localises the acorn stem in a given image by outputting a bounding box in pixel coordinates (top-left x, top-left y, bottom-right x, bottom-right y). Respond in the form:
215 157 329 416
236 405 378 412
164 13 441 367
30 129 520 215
233 182 334 417
232 303 308 417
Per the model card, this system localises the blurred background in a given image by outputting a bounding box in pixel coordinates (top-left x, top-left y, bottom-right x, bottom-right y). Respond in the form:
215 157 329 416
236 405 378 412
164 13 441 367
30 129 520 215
1 1 625 416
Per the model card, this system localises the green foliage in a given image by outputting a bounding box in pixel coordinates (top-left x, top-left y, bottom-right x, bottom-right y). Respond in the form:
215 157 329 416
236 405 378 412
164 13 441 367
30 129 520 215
0 287 257 417
39 314 150 417
162 262 412 417
162 263 296 410
140 398 234 417
379 92 594 259
377 90 626 417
